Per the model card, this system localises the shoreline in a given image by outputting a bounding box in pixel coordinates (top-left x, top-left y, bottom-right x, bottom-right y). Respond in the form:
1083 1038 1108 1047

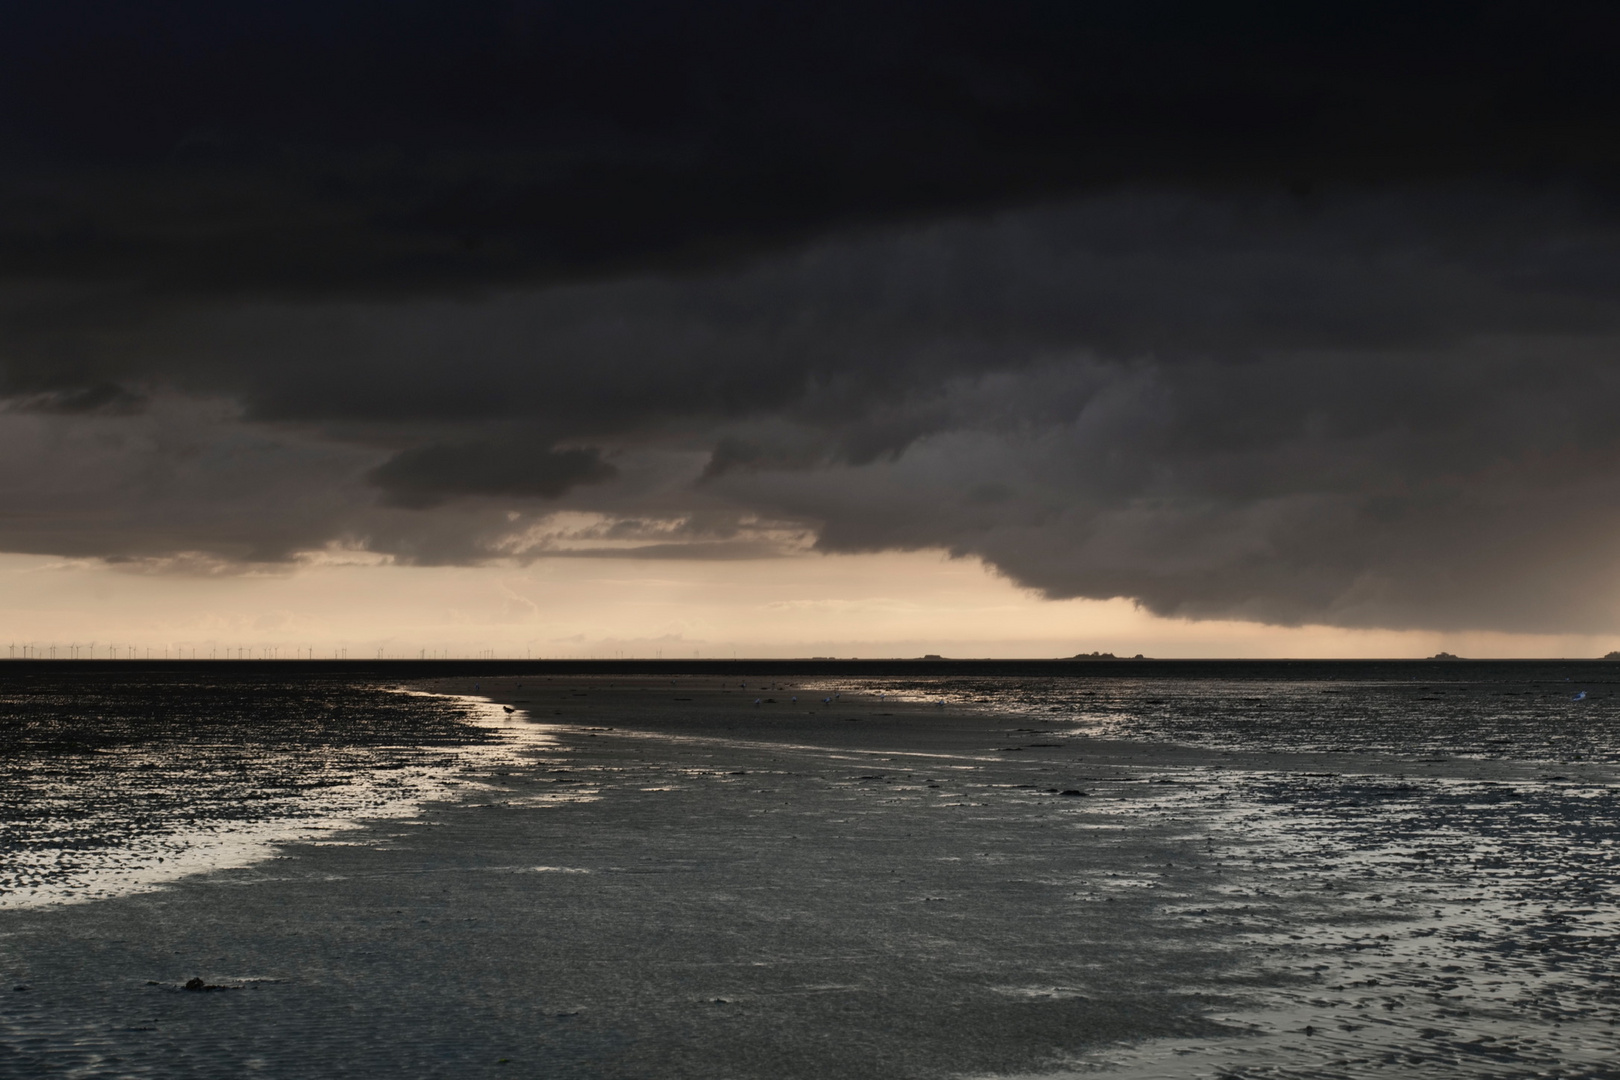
1 675 1258 1078
3 672 1615 1077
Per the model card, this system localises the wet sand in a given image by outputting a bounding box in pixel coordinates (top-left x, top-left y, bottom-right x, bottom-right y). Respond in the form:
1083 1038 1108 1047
2 675 1616 1077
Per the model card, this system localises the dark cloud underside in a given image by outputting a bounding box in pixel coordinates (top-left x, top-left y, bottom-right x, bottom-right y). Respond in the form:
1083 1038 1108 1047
369 441 617 508
4 2 1620 635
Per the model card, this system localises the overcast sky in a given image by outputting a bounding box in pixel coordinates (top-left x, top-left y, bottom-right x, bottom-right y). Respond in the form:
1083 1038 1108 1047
6 2 1620 656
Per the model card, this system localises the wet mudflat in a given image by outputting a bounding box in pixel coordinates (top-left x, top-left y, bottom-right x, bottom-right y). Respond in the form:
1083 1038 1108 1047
2 668 1618 1078
0 672 513 907
1 678 1234 1078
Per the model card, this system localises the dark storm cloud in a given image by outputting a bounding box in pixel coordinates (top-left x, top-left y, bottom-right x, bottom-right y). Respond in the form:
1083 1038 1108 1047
7 3 1620 633
21 188 1620 430
7 382 146 416
369 440 618 508
709 351 1620 632
3 1 1619 298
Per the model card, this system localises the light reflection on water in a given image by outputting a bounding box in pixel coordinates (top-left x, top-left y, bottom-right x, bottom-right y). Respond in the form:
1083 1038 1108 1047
1069 770 1620 1078
828 673 1620 764
6 667 1619 1075
0 679 553 909
814 674 1620 1078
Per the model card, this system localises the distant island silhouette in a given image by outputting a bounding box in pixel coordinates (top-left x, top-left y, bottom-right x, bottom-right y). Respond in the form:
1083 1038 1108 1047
1073 651 1147 660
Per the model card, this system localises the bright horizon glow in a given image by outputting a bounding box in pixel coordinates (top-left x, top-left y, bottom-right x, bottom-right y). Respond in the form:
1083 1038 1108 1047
3 550 1617 661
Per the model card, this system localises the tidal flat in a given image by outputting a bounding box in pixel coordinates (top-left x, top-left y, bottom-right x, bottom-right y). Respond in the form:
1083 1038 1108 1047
2 665 1618 1078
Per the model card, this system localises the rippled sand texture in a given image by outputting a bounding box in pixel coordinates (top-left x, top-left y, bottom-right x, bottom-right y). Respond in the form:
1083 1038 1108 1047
2 668 1618 1078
